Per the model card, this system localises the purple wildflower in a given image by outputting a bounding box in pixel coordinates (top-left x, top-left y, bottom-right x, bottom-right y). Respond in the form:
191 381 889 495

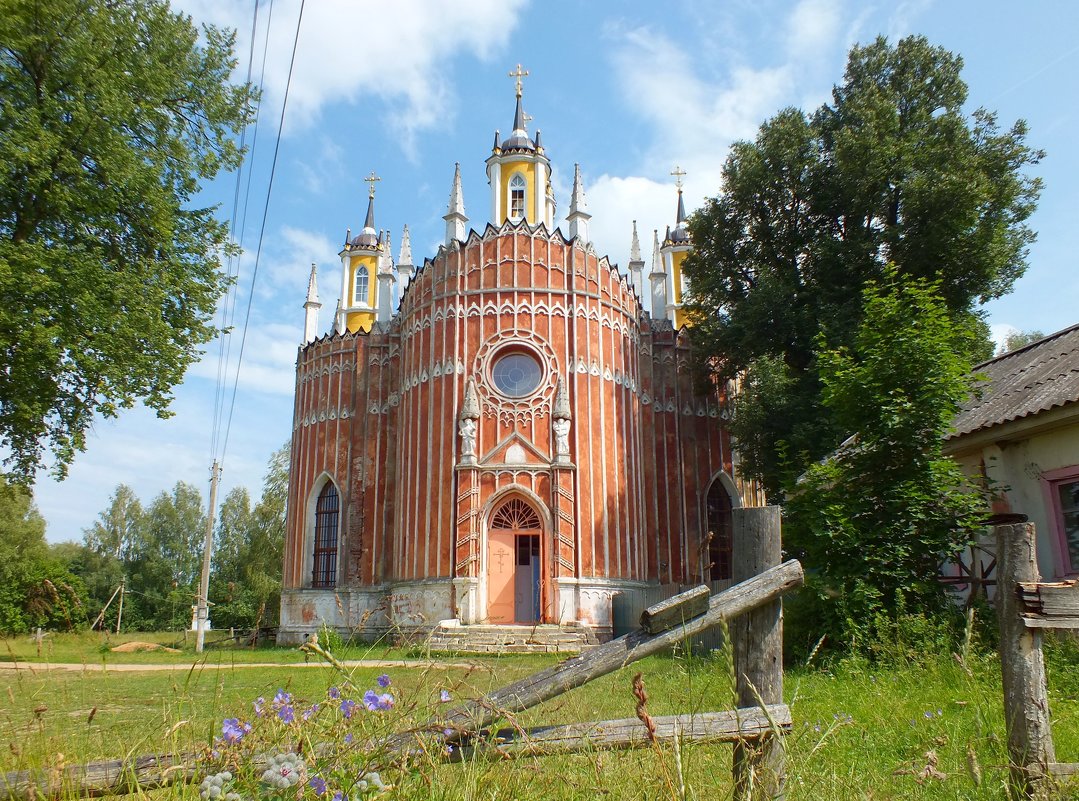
332 793 343 801
363 690 379 712
254 696 265 717
376 693 394 711
440 689 452 703
273 689 293 708
344 733 353 744
377 673 391 688
308 776 327 796
221 717 247 743
302 703 320 721
327 687 341 700
340 699 357 719
278 705 295 724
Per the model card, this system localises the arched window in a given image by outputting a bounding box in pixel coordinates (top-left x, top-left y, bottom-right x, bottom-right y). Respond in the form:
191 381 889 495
508 174 526 220
705 480 733 580
312 482 339 588
491 496 542 530
353 267 369 306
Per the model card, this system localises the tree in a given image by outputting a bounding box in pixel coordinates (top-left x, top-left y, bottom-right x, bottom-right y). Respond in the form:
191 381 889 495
0 478 83 633
0 0 252 481
684 35 1040 496
1001 328 1045 354
785 270 986 640
210 444 288 629
84 484 143 560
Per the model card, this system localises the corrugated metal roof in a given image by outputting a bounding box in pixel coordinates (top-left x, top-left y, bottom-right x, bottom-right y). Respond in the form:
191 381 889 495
949 323 1079 439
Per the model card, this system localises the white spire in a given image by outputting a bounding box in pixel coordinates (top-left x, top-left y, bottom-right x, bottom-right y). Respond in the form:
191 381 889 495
303 263 322 344
566 163 591 242
649 229 667 320
398 224 413 273
333 298 345 335
628 220 644 292
376 232 395 324
444 162 468 244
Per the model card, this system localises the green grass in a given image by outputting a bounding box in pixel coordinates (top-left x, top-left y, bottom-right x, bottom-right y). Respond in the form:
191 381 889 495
2 632 1078 799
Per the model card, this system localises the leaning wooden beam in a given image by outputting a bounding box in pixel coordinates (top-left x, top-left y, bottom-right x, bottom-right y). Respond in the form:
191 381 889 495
383 559 804 756
451 704 792 761
0 753 197 801
640 584 710 634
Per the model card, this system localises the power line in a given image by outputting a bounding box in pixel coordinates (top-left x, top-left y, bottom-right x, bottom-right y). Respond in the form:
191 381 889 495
220 0 306 468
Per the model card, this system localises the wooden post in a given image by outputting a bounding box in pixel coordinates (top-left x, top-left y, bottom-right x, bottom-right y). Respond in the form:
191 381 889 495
114 580 124 635
995 522 1055 799
731 506 784 801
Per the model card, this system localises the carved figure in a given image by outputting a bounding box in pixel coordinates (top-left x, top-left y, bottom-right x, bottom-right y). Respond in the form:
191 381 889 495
459 417 477 456
553 417 571 456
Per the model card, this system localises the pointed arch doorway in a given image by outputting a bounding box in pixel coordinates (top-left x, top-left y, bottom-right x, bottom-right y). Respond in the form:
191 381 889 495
487 496 543 624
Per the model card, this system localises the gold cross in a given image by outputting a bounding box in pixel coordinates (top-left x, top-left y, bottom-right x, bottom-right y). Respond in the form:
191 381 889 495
364 170 381 198
670 165 687 190
508 63 529 96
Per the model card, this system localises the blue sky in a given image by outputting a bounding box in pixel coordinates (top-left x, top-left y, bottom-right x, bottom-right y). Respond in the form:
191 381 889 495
35 0 1079 542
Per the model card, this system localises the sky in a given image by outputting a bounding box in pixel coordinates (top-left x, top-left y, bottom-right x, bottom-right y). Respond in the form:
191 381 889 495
34 0 1079 542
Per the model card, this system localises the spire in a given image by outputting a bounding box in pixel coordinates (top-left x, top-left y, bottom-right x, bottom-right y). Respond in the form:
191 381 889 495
650 230 663 275
461 378 480 420
398 224 414 274
512 91 526 134
566 163 591 242
676 189 687 226
628 220 645 292
444 162 468 243
303 263 322 345
649 228 668 321
534 129 543 152
333 298 344 335
492 129 501 152
553 377 571 421
376 234 395 324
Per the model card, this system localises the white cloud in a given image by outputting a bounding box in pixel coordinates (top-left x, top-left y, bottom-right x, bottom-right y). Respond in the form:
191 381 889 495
785 0 841 61
177 0 528 152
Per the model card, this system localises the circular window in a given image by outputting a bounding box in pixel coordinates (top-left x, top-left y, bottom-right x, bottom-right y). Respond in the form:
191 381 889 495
491 351 543 397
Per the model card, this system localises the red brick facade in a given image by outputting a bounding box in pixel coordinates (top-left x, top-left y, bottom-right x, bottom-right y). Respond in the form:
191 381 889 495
279 220 760 643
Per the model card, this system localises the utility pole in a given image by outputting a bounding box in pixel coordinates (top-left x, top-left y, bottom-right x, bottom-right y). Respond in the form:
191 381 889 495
115 579 124 634
196 460 222 653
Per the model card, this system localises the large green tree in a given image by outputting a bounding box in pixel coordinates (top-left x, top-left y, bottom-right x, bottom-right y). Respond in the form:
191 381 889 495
786 270 986 641
684 35 1041 495
0 0 252 481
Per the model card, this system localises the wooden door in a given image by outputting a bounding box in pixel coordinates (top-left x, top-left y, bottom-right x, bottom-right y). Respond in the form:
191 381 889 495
488 498 544 624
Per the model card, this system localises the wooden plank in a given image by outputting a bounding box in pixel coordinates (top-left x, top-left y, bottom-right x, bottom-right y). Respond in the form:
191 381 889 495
382 559 804 757
1048 762 1079 778
995 522 1056 801
0 753 198 801
1021 616 1079 630
640 584 710 633
451 705 792 760
1017 580 1079 629
731 506 785 801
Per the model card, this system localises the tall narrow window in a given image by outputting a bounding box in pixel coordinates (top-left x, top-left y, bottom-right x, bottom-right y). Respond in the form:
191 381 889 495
313 483 339 588
353 267 369 306
705 480 733 580
509 174 526 220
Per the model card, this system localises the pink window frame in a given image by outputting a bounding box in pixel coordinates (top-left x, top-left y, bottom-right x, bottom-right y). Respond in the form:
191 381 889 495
1039 464 1079 577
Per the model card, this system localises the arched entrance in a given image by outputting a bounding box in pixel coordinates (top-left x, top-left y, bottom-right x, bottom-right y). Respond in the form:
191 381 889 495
705 479 734 581
487 497 543 624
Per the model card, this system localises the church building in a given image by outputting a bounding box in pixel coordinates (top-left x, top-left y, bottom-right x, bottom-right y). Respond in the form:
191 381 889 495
277 69 762 645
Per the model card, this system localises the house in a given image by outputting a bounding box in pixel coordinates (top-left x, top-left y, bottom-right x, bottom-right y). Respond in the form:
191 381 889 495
944 324 1079 580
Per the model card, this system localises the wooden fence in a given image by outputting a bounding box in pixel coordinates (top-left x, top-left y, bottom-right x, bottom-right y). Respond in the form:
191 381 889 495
994 521 1079 799
2 507 799 801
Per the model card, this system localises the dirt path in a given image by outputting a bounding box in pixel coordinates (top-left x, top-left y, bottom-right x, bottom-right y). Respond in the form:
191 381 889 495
0 658 480 673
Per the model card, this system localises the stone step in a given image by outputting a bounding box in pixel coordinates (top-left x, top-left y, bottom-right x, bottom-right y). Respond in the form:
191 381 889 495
423 623 599 654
